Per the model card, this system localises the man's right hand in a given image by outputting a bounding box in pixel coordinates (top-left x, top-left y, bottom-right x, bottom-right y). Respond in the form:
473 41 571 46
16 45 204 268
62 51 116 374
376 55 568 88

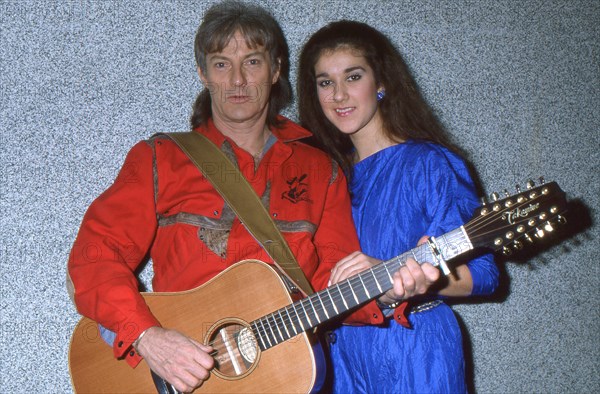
135 326 214 393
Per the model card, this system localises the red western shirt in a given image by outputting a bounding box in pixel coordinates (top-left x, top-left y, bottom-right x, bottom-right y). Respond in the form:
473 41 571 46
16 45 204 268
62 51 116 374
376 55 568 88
68 117 385 367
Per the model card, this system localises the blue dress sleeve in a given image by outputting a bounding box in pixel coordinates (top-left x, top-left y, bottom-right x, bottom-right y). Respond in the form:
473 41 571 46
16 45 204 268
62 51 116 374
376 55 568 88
420 146 499 296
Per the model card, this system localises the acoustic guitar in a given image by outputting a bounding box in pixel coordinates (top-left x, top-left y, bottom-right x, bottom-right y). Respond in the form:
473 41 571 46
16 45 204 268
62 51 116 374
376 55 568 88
69 180 567 393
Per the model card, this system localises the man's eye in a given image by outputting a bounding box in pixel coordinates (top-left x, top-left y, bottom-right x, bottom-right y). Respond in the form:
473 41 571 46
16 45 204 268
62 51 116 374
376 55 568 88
247 59 260 65
215 62 226 68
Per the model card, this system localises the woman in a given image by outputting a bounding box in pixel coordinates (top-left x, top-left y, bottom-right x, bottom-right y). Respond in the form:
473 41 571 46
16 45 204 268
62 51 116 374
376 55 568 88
298 20 499 393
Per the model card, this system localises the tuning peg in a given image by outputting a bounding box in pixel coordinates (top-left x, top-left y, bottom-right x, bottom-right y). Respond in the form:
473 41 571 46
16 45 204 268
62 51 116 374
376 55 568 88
544 222 554 232
534 227 545 238
515 184 521 194
491 192 499 201
480 196 487 206
502 246 513 255
557 215 567 225
538 176 545 184
526 179 535 189
503 189 510 197
524 233 534 243
513 240 524 250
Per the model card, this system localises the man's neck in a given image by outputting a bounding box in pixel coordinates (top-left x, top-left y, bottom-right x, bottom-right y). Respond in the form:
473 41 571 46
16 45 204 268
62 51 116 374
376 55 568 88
212 112 271 157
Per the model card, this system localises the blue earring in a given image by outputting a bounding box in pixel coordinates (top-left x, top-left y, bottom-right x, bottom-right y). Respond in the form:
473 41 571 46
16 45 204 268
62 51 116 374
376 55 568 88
376 89 386 101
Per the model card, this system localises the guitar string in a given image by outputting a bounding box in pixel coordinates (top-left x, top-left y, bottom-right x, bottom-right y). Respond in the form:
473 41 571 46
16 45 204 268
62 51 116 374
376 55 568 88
249 191 546 345
464 191 546 243
242 193 530 343
204 188 552 360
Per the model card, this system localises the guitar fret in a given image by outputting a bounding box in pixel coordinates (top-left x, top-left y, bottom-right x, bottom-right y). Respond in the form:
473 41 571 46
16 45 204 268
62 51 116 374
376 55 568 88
348 280 359 304
285 306 298 336
316 291 330 319
384 263 394 283
251 322 267 351
370 270 383 293
300 299 314 327
278 310 291 340
265 315 278 345
411 249 419 262
291 302 307 332
307 296 322 324
258 319 273 348
326 288 339 314
336 285 349 309
270 312 284 342
358 275 371 298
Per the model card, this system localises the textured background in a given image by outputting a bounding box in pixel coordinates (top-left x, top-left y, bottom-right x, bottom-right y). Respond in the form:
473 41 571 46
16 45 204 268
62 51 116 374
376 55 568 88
1 0 598 392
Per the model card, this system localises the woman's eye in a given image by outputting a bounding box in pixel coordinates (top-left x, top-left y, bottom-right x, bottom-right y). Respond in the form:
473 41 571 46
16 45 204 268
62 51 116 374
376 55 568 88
317 80 332 88
348 73 362 81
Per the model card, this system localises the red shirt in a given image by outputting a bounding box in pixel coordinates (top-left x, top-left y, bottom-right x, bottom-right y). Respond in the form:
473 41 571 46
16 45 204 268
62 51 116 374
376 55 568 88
68 117 384 367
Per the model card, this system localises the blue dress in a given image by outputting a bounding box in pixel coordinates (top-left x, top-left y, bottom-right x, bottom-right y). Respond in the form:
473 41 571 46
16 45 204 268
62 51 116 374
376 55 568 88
329 141 499 393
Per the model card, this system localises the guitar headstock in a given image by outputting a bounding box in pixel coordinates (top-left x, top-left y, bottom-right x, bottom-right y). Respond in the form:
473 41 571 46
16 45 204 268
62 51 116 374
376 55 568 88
465 179 567 255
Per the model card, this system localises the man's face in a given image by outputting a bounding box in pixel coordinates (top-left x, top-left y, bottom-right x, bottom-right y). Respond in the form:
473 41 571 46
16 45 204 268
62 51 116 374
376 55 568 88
199 31 280 127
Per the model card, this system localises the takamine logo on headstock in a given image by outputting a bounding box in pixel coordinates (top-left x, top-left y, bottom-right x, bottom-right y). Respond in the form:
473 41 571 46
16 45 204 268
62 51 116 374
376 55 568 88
502 202 540 224
465 178 568 256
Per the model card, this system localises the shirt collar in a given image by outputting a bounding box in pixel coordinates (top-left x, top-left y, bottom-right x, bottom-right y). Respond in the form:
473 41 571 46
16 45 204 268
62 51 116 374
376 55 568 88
194 116 312 148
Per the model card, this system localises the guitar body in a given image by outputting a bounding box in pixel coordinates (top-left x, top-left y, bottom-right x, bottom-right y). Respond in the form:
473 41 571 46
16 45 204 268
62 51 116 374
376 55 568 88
69 260 321 393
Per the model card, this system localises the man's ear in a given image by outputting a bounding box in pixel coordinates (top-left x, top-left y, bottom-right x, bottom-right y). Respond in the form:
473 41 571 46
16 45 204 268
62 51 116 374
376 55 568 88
271 58 281 85
197 67 208 84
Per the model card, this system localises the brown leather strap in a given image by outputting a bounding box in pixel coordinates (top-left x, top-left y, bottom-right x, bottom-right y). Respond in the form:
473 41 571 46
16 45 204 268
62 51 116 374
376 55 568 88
160 131 314 296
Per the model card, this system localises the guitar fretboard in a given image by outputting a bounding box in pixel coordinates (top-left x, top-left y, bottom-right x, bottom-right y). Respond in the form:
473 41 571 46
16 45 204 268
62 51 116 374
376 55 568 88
250 227 471 350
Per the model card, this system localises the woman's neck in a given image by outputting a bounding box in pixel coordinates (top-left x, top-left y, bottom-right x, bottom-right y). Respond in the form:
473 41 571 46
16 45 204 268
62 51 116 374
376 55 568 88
351 130 399 163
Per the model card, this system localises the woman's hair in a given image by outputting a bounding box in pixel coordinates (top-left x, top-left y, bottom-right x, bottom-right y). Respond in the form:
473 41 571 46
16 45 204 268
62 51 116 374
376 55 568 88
190 0 292 129
298 20 458 177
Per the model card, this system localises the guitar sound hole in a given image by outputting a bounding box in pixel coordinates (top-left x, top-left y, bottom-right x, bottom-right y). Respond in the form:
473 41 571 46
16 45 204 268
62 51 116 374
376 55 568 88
207 320 259 379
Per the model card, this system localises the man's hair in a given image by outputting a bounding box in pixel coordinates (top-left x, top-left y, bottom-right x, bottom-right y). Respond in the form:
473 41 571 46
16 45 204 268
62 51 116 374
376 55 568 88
190 0 292 129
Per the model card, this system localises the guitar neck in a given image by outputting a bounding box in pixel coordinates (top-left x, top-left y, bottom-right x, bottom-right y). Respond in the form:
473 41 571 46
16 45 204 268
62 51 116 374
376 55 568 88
251 226 472 350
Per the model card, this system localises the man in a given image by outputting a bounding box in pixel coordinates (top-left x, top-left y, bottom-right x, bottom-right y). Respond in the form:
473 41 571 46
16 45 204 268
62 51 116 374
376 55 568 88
67 1 392 392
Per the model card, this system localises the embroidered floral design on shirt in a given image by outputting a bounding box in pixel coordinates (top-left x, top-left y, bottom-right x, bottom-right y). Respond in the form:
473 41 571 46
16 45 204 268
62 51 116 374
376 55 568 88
282 174 311 204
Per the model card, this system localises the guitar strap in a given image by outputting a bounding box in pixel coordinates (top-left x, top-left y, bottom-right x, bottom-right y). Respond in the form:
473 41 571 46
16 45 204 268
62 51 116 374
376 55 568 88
160 131 314 296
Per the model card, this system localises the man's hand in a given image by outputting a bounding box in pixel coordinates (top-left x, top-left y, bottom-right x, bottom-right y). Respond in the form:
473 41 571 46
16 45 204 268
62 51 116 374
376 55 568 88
136 327 214 393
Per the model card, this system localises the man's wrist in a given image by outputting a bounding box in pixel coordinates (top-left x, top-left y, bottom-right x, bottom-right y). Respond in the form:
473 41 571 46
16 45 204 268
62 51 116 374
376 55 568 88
132 326 155 352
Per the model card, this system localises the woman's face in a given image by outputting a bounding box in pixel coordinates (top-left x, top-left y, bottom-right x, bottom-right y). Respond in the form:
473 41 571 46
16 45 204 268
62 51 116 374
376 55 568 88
314 47 383 137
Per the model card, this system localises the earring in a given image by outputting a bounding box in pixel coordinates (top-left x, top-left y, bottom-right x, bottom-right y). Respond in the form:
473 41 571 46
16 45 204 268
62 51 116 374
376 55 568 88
376 89 386 101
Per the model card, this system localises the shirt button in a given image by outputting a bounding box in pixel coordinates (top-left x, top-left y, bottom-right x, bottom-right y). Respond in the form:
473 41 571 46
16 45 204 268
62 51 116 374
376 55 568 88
213 210 219 216
117 341 123 348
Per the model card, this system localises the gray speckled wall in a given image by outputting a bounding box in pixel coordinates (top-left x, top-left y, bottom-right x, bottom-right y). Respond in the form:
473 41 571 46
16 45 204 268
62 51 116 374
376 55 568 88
1 0 598 392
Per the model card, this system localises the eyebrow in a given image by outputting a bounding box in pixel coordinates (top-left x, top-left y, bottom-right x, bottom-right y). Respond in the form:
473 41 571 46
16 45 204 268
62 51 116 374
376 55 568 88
316 65 366 79
207 51 267 62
